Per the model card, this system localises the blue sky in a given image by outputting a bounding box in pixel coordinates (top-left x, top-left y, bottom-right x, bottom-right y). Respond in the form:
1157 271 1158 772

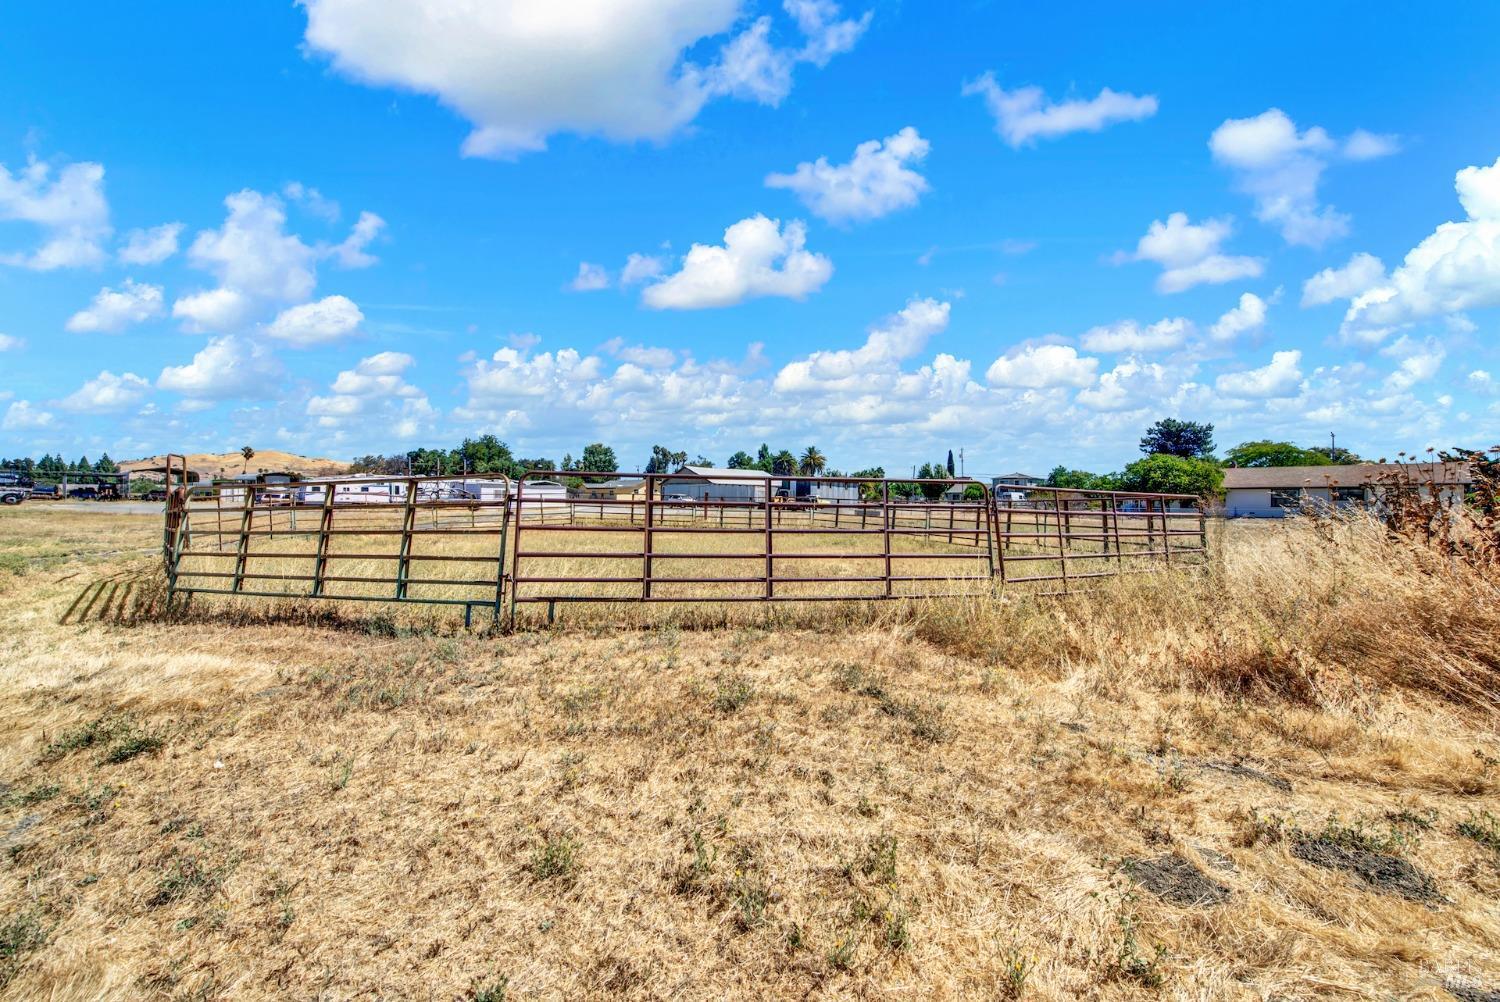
2 0 1499 477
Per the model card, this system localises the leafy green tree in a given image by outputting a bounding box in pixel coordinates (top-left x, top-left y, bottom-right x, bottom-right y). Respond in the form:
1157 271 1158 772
946 450 955 476
578 443 617 473
692 454 714 467
516 457 555 471
94 453 119 473
1118 454 1224 498
1224 440 1327 468
1139 418 1216 459
962 483 985 500
1306 445 1362 464
799 445 826 476
753 444 775 473
454 435 519 475
771 449 798 476
645 445 687 474
1045 465 1117 490
915 461 948 501
850 466 886 500
726 450 755 469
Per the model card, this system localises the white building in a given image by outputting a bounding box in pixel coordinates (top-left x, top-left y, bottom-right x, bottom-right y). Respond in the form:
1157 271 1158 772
1222 463 1473 518
991 472 1043 489
662 466 773 502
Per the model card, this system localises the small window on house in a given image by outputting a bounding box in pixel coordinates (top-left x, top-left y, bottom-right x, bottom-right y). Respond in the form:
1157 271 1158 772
1333 486 1365 506
1270 489 1303 510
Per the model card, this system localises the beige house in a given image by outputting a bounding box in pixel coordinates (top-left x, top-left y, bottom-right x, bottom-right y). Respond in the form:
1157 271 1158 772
1222 462 1472 518
576 478 647 501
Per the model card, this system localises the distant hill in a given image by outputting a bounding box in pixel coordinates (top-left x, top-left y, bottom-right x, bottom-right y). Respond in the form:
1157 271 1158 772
121 450 351 479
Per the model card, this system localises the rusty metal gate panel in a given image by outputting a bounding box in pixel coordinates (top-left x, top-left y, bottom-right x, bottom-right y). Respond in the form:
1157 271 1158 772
166 472 514 623
506 472 1000 617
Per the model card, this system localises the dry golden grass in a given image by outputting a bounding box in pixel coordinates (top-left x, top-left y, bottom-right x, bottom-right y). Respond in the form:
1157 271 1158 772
1 505 1498 1000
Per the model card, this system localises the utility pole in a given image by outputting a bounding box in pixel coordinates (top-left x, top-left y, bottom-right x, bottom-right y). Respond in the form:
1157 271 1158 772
1330 431 1336 461
959 448 965 477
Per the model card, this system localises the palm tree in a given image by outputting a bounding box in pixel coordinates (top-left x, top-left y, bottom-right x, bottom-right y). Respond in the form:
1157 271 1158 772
240 445 255 473
771 449 798 476
799 445 826 476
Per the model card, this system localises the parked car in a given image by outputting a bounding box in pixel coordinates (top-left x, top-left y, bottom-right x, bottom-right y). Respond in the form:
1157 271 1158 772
67 486 99 500
31 484 58 498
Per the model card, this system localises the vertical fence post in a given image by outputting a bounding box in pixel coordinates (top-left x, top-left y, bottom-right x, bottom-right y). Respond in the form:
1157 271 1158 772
231 486 255 594
507 479 526 624
1052 491 1070 594
396 477 418 599
644 476 655 601
882 481 893 599
492 477 510 625
1109 495 1125 573
311 483 336 597
763 481 774 600
1160 499 1174 568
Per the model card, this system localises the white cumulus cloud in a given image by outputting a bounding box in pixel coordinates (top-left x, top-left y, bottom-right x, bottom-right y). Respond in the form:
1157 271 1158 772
0 334 22 352
266 295 364 346
569 261 611 292
1341 156 1500 343
0 156 111 270
1301 252 1386 306
642 214 832 309
962 73 1157 147
775 297 949 393
765 126 930 224
327 210 385 268
1210 108 1397 247
1079 317 1191 353
1208 292 1271 342
308 351 431 436
118 222 183 265
65 279 165 333
2 401 54 431
60 370 152 413
1122 212 1264 293
300 0 868 159
1215 350 1303 398
985 344 1097 389
157 336 283 399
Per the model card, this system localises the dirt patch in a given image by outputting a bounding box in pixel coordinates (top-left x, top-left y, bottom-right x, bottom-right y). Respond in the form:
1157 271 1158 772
1125 853 1231 906
1291 838 1443 903
1201 758 1293 793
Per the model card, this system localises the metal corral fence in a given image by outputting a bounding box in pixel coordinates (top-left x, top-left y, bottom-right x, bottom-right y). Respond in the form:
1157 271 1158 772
162 469 1207 623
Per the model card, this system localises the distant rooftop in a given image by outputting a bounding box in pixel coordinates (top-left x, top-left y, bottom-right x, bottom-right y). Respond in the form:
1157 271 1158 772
1223 462 1473 490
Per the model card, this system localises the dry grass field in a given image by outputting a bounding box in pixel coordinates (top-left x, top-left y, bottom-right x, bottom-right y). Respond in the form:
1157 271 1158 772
1 504 1498 1000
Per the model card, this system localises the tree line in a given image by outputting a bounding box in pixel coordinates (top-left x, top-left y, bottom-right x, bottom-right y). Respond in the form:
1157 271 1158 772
1043 418 1363 496
0 453 120 480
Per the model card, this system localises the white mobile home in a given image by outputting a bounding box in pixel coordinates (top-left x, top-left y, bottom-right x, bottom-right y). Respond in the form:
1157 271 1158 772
1222 463 1473 518
296 477 409 505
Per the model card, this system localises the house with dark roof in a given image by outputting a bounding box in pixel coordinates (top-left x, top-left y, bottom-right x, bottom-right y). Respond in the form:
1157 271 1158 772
1222 462 1473 517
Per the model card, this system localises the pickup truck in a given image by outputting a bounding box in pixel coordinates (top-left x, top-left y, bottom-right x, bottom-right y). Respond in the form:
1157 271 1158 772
0 473 34 505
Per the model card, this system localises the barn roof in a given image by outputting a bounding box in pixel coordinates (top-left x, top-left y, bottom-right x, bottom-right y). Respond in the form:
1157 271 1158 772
670 466 773 485
1222 462 1473 489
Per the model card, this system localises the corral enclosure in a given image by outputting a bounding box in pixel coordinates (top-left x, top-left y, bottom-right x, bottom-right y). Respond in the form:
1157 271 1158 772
163 471 1207 622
